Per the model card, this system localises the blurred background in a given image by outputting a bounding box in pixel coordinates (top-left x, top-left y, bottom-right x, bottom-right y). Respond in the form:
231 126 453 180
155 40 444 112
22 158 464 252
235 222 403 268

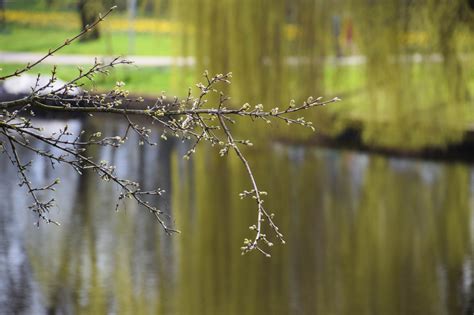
1 1 474 314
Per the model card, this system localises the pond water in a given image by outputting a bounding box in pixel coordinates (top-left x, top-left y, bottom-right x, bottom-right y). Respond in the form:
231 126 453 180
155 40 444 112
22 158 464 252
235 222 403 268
1 118 474 315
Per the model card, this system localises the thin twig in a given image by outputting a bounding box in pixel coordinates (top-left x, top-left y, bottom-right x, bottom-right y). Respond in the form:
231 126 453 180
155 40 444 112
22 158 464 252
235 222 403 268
0 6 118 81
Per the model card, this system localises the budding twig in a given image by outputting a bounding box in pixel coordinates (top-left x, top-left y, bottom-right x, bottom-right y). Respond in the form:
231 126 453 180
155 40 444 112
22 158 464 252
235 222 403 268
0 7 340 256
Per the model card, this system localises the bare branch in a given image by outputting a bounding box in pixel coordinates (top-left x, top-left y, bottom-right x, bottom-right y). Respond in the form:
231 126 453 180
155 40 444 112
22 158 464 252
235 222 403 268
0 7 340 256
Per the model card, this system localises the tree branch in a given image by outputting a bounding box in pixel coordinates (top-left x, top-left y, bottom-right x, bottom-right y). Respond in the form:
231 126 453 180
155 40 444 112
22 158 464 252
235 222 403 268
0 7 340 256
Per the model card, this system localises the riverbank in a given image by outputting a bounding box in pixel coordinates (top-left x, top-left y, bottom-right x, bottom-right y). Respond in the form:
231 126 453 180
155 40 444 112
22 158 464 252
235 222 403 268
277 125 474 163
3 90 472 163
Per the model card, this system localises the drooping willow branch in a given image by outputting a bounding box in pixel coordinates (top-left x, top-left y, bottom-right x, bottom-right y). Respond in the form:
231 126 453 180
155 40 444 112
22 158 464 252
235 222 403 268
0 7 340 256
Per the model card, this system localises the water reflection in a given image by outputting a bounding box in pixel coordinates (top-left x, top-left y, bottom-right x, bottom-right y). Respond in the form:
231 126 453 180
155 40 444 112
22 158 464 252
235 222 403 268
1 119 473 314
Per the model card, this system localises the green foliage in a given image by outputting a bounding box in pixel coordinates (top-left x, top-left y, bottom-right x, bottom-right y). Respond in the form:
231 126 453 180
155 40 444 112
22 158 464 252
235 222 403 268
351 0 473 148
175 0 335 140
175 0 474 149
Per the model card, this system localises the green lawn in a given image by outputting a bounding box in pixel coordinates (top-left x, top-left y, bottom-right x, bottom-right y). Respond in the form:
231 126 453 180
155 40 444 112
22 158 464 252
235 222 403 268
0 25 175 56
0 63 194 97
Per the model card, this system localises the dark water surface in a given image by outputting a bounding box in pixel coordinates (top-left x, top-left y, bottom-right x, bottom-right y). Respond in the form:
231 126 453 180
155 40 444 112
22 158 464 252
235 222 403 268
1 119 474 315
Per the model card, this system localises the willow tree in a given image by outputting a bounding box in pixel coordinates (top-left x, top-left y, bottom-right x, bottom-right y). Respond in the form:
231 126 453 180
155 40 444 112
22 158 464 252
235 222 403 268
174 0 337 139
174 0 473 148
351 0 473 148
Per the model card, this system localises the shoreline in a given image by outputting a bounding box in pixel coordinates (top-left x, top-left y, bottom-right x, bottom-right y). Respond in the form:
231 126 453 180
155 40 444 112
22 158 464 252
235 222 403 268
3 92 473 163
276 126 474 164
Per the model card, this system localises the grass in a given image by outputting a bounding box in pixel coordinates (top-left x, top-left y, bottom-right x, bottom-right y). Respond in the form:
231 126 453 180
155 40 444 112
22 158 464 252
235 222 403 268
0 63 194 97
0 25 174 56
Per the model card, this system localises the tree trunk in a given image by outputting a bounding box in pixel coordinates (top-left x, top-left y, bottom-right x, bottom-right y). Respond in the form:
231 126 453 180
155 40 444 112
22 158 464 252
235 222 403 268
77 0 102 41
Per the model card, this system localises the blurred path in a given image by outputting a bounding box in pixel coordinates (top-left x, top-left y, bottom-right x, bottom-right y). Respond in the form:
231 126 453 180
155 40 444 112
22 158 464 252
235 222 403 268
0 51 368 67
0 51 462 68
0 51 195 67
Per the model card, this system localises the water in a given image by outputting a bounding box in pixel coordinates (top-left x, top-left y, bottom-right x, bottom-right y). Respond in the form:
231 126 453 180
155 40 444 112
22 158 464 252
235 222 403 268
1 118 473 315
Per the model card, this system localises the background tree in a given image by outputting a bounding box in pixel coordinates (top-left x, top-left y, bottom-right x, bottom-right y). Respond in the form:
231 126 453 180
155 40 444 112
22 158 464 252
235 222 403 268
175 0 473 149
77 0 102 41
